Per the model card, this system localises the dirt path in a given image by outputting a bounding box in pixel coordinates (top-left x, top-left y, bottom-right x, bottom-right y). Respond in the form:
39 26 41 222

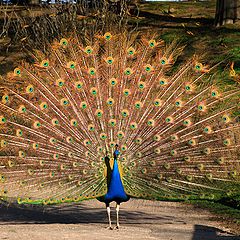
0 199 239 240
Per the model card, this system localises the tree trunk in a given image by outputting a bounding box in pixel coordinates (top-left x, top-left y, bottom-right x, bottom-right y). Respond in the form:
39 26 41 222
215 0 240 26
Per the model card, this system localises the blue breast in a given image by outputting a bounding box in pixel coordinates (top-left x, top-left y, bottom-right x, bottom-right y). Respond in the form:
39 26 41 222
102 159 129 204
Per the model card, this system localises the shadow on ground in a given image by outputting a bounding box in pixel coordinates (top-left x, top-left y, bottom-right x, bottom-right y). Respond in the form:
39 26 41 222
192 225 240 240
0 202 180 225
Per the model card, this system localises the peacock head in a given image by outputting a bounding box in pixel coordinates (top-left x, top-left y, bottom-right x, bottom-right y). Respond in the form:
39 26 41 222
113 144 120 160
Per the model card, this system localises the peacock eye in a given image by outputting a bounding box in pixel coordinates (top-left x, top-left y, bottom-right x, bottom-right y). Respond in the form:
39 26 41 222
89 68 96 76
123 89 130 96
124 68 132 76
14 68 21 76
0 115 6 124
60 38 68 46
104 32 112 40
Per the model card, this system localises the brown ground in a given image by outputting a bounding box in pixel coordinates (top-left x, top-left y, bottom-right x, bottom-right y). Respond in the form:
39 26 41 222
0 199 239 240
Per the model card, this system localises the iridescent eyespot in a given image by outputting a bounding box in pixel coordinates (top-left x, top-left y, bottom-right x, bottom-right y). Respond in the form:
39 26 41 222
210 89 220 98
135 137 142 144
185 83 194 93
135 101 143 109
124 68 133 76
40 102 48 110
175 99 183 107
144 64 153 73
153 134 161 142
170 134 178 141
84 46 93 54
121 109 129 117
121 145 127 151
0 115 6 124
160 57 167 65
108 119 116 127
60 98 69 106
164 163 171 170
123 89 130 96
205 173 213 181
197 103 207 112
165 116 174 123
88 124 95 131
18 105 26 113
100 133 107 140
136 152 142 158
148 39 156 48
60 38 68 46
127 47 135 56
186 175 193 182
138 81 146 90
156 173 163 180
147 119 155 127
26 85 34 93
0 175 6 183
19 150 26 158
41 60 49 68
153 99 162 107
67 61 76 69
90 87 97 96
183 119 192 127
194 63 202 71
88 67 96 76
117 131 124 139
108 141 115 148
104 32 112 41
154 147 161 154
222 114 231 123
170 149 177 156
223 138 231 146
75 81 83 90
188 139 197 146
52 118 59 126
130 122 138 130
95 109 103 118
53 153 59 160
2 94 9 104
16 129 23 137
107 97 114 106
203 148 211 155
0 139 7 148
109 78 117 86
159 78 168 86
66 136 73 143
70 119 78 127
83 139 92 146
8 160 14 167
97 147 103 152
216 157 224 165
32 143 39 150
14 68 21 76
203 126 212 134
80 101 87 109
56 79 65 87
196 164 204 171
49 137 57 144
184 156 191 162
33 121 41 129
106 57 114 65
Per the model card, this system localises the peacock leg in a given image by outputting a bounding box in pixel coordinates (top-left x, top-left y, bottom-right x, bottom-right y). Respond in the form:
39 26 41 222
106 204 113 230
116 203 120 229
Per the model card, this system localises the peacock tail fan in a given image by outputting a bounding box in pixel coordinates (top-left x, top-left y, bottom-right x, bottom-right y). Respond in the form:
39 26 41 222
0 31 239 205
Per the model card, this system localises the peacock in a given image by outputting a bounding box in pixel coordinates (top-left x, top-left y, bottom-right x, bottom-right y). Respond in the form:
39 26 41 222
0 29 240 229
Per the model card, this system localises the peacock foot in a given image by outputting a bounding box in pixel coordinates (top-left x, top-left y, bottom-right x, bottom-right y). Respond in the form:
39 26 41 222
106 226 113 230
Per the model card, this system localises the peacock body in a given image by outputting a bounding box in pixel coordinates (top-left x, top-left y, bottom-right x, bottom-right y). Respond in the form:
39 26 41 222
0 30 239 227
